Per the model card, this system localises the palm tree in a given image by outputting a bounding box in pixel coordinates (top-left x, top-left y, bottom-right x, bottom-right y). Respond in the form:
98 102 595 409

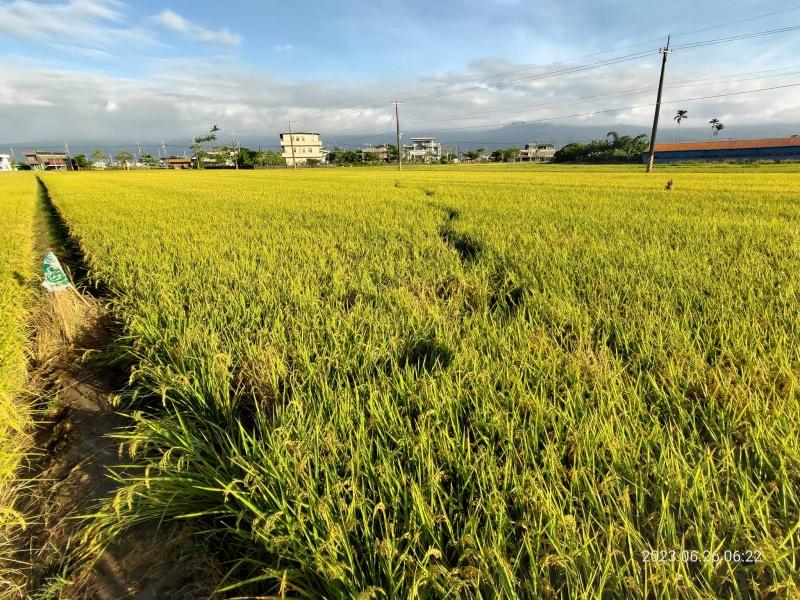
712 122 725 138
709 118 720 140
674 110 688 142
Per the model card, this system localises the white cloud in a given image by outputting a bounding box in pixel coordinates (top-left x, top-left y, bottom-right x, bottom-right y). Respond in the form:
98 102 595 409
0 54 798 146
0 82 54 107
274 43 294 52
0 0 155 54
153 9 241 46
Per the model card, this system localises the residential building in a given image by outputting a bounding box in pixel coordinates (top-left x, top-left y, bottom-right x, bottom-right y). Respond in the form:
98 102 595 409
520 143 555 162
403 137 441 163
0 154 12 171
361 145 390 162
280 132 326 166
24 150 70 170
194 150 235 168
643 136 800 163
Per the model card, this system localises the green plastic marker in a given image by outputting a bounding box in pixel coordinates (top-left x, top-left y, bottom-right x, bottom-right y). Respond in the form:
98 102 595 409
42 252 71 293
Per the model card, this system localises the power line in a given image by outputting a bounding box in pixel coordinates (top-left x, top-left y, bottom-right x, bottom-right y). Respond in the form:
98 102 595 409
274 7 800 127
673 25 800 49
401 51 656 103
396 82 800 134
671 5 800 39
233 50 657 132
403 66 800 125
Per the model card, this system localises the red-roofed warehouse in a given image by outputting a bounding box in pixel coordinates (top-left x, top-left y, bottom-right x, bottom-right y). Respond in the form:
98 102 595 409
643 136 800 163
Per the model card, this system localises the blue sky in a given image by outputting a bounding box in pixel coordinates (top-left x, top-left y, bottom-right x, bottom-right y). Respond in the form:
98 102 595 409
1 0 799 147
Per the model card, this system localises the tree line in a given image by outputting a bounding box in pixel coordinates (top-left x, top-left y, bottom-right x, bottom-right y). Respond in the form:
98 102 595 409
552 131 650 163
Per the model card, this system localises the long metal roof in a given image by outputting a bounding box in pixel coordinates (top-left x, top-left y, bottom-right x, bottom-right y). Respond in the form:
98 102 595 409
653 136 800 152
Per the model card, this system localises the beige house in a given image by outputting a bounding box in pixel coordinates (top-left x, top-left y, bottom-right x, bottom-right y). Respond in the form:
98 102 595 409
361 145 390 162
520 143 555 163
403 137 441 163
280 132 326 166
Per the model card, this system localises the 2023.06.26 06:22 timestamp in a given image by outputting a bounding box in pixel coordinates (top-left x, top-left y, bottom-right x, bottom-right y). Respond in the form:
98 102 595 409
642 549 762 565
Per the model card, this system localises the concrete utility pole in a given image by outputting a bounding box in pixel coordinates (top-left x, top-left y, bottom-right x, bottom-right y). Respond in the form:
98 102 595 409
394 101 402 171
64 143 73 171
287 121 297 170
231 133 239 170
646 35 671 173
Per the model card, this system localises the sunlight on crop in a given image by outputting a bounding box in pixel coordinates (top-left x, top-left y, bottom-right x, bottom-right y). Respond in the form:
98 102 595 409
38 166 800 597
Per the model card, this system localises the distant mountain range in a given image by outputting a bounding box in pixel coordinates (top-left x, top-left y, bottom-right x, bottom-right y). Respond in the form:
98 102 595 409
11 122 800 156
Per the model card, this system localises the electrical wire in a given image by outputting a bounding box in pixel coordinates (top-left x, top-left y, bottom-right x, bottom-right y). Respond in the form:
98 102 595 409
673 25 800 49
274 7 800 126
397 82 800 133
251 19 800 129
403 66 800 125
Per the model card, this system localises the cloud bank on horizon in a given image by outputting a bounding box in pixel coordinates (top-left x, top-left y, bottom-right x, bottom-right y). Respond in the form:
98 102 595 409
1 0 799 146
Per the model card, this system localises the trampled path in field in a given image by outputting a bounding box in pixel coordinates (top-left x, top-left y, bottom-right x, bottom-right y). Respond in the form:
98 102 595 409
20 179 216 599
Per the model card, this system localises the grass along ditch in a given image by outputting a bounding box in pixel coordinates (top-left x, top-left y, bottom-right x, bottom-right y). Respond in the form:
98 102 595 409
5 176 216 599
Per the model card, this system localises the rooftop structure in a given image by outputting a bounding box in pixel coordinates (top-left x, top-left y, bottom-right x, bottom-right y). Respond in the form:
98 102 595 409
24 150 70 170
644 136 800 162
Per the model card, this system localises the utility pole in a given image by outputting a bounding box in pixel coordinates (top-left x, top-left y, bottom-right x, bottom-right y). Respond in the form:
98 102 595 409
64 143 73 171
646 35 671 173
394 101 402 171
231 133 239 170
287 121 297 170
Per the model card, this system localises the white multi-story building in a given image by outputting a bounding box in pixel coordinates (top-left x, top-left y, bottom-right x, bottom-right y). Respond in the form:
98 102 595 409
280 132 326 166
0 154 12 171
519 143 555 163
403 137 441 163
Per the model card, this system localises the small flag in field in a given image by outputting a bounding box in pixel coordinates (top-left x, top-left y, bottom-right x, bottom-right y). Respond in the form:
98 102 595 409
42 252 71 292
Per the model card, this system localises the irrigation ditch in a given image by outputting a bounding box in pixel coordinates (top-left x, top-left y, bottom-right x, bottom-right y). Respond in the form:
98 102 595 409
18 179 216 599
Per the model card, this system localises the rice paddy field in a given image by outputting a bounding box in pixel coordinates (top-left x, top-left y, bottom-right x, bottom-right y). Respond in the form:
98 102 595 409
13 165 800 597
0 174 36 596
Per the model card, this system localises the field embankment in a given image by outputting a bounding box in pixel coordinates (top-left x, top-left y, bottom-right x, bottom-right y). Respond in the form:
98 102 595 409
33 167 800 598
0 174 215 598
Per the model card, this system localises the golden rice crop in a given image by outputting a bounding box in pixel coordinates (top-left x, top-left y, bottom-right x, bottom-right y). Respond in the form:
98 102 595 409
0 173 36 598
39 166 800 598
